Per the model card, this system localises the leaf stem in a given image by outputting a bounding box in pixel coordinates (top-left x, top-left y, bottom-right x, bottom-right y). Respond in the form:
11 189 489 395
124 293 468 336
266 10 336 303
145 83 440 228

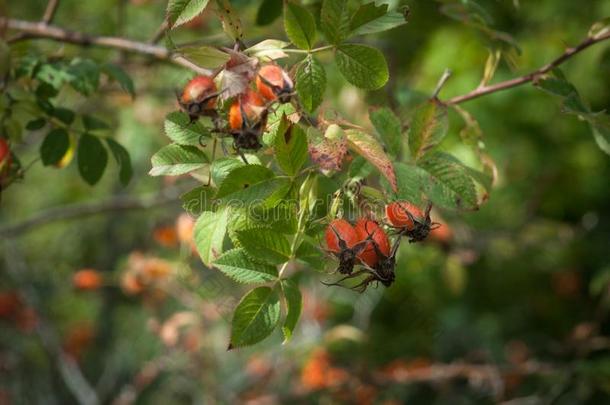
283 45 334 54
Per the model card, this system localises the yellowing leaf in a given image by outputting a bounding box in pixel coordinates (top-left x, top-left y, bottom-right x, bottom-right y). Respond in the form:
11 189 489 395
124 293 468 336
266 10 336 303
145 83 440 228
345 129 397 191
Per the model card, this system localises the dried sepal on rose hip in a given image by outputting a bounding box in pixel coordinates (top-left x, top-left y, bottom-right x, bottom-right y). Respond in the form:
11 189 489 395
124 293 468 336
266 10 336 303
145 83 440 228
227 89 268 152
354 219 391 268
256 64 294 103
178 75 221 121
385 201 439 243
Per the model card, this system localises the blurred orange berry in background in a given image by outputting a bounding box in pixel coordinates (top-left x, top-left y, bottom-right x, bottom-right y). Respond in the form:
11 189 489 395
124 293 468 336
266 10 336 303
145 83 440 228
72 269 104 291
153 225 179 248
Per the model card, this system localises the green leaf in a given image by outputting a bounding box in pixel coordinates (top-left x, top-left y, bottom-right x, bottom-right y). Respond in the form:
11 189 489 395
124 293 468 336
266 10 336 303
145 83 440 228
245 39 290 60
229 286 281 349
181 186 213 215
215 164 290 206
167 0 210 29
296 55 326 113
236 228 291 265
67 59 100 96
52 108 75 125
284 2 317 50
26 118 47 131
194 207 230 266
392 162 427 205
256 0 282 26
214 0 244 42
106 139 133 186
295 240 325 270
321 0 351 44
587 114 610 155
369 107 402 157
211 157 244 186
408 100 448 160
274 121 308 176
350 3 408 36
417 152 478 210
82 115 110 132
77 133 108 185
263 103 298 145
214 249 279 284
345 129 396 192
102 64 135 98
281 279 302 343
176 45 230 69
40 128 70 166
335 44 388 90
164 111 210 145
149 144 208 176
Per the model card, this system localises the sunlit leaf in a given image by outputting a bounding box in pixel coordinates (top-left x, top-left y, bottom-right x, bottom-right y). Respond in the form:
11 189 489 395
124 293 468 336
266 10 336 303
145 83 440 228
335 44 388 90
296 55 326 113
284 2 317 50
408 100 448 160
194 207 229 266
175 45 230 68
149 144 208 176
349 3 408 36
236 228 291 265
214 248 279 284
245 39 290 60
281 279 302 343
167 0 210 29
229 286 280 349
164 111 210 145
345 129 397 192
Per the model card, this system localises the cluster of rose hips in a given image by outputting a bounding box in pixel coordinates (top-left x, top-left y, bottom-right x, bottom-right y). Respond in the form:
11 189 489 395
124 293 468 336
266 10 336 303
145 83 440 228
324 201 437 292
178 64 293 160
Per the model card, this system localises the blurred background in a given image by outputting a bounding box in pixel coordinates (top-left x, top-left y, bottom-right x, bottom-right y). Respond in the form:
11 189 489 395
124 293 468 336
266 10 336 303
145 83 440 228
2 0 610 404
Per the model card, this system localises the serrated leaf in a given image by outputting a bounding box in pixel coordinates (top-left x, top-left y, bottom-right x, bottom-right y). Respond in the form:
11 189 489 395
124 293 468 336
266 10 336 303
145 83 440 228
321 0 351 44
284 2 317 50
408 100 448 160
77 133 108 185
350 3 408 36
167 0 211 29
176 45 230 69
369 107 402 157
263 103 300 145
281 279 302 343
236 228 291 265
345 129 397 192
40 128 70 166
392 162 427 205
106 139 133 186
102 63 135 97
215 0 243 42
335 44 388 90
181 186 213 215
214 249 278 284
229 286 280 349
164 111 210 145
274 120 308 176
295 240 325 270
256 0 283 26
210 157 244 186
149 144 208 176
215 164 290 206
417 152 478 210
296 55 326 113
307 125 348 171
194 207 229 266
245 39 290 60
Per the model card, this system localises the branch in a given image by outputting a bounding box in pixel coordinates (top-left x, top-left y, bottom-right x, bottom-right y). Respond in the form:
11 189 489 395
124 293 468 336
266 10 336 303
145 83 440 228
445 30 610 105
42 0 60 24
0 18 212 75
0 186 187 238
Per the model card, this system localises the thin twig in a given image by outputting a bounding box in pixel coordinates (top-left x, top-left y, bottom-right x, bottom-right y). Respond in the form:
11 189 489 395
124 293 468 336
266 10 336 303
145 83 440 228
445 30 610 105
0 186 187 238
1 18 212 75
42 0 60 25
